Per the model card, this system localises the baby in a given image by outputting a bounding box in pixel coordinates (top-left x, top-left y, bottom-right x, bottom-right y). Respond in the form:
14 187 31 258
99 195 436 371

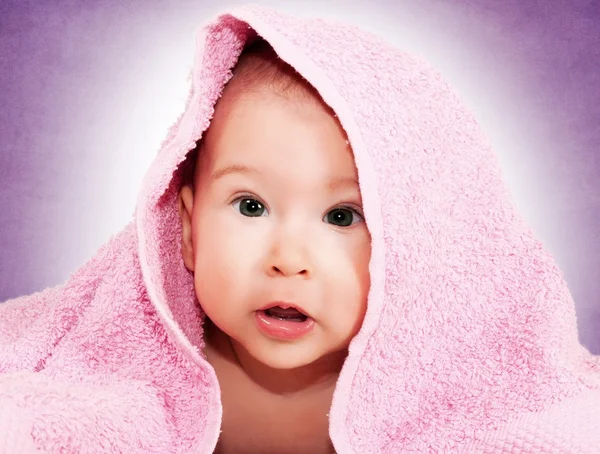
177 38 371 453
2 5 599 454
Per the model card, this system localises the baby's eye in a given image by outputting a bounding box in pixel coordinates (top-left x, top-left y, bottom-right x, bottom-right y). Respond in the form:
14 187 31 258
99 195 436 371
232 198 268 217
323 207 362 227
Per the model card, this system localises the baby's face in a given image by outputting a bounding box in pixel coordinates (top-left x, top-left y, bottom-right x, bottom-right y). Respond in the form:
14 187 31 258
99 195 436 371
179 86 371 370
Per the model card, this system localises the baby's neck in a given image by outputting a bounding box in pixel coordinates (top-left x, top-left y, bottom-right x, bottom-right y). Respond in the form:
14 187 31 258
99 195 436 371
203 318 344 397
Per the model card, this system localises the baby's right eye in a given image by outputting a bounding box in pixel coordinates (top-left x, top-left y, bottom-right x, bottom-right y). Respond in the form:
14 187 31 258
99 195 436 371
232 198 269 217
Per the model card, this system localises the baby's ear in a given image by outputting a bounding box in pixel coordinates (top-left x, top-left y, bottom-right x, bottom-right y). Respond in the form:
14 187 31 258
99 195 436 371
177 185 195 272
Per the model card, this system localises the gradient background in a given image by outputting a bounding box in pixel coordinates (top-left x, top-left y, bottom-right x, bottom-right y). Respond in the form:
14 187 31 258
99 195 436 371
1 0 599 353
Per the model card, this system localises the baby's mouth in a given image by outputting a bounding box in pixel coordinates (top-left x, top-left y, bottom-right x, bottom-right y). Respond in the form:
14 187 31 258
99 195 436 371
262 306 308 323
255 304 315 340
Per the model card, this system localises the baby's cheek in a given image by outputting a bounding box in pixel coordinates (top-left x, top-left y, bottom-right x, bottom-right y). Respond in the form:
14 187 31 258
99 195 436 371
323 263 365 338
192 224 255 306
352 231 372 303
347 247 371 333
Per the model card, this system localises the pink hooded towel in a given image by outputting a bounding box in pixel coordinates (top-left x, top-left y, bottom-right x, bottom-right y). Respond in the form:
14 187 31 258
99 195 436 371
2 4 600 453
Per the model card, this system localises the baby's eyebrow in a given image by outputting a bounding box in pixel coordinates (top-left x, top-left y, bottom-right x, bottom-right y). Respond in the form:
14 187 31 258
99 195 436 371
328 176 359 191
210 164 358 190
210 164 258 182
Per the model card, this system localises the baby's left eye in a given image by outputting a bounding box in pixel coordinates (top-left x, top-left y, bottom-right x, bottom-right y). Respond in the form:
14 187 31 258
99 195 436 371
323 208 362 227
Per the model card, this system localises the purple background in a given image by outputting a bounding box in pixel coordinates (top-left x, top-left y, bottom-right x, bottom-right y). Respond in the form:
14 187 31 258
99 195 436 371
1 1 599 353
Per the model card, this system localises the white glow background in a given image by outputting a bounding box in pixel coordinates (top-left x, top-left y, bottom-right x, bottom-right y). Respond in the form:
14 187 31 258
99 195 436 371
1 0 598 353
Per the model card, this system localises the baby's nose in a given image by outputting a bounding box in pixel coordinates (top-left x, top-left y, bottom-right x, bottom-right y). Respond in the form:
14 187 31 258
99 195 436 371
270 264 309 277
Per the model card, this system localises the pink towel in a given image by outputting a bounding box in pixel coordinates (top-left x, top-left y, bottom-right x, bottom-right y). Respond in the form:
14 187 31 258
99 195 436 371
2 4 600 453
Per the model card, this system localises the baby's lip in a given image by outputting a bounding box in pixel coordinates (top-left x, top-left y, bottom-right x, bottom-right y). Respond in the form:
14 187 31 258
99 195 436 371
257 301 312 319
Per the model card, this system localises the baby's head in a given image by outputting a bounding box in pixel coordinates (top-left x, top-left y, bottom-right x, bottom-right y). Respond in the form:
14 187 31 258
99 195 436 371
178 38 371 372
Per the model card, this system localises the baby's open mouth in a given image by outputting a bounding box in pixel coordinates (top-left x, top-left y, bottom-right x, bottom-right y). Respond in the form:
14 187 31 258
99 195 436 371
262 306 308 322
255 304 315 340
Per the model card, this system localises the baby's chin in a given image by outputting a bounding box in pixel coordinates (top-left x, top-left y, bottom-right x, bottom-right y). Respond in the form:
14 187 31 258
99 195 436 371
243 335 349 374
207 314 350 373
244 336 325 369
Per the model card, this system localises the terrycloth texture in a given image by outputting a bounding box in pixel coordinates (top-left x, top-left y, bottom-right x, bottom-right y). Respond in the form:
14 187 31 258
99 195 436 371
2 4 600 453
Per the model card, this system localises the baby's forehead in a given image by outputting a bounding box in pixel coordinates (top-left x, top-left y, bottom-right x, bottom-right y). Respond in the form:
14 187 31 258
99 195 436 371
190 77 353 185
207 88 340 143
